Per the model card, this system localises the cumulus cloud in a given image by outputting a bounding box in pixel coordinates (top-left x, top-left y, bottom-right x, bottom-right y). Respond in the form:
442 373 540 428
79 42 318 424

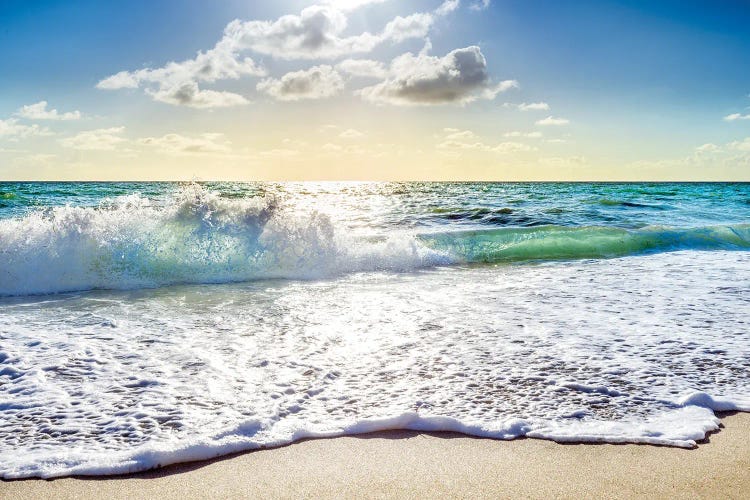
724 113 750 121
470 0 491 11
696 143 721 153
381 13 434 43
97 2 458 107
16 101 81 121
139 133 233 155
536 116 570 126
97 31 264 108
225 4 440 61
436 0 461 16
97 71 140 90
147 82 249 108
336 59 388 79
257 65 345 101
728 137 750 152
0 119 53 140
59 127 127 151
98 38 265 89
360 46 517 106
225 7 376 60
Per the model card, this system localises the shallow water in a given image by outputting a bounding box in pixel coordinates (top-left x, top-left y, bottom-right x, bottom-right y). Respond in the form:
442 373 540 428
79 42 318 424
1 182 749 478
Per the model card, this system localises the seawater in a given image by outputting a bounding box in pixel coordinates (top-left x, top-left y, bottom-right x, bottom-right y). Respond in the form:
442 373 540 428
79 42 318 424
0 182 749 478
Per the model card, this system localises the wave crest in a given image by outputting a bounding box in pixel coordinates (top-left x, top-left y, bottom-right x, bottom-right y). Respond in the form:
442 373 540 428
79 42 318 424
0 185 447 296
1 185 749 297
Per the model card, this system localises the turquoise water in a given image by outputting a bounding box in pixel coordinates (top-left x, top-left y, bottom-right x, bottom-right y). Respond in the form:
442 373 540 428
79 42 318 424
1 181 749 228
1 182 749 478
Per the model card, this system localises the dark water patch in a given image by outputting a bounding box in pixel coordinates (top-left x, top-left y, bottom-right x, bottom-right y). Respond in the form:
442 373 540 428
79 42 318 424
594 198 671 210
543 207 568 215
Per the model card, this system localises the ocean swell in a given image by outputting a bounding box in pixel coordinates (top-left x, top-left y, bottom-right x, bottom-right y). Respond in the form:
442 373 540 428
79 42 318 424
420 224 750 263
1 185 749 297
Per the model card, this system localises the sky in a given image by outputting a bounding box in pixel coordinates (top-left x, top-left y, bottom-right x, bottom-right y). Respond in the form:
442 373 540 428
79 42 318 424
0 0 749 181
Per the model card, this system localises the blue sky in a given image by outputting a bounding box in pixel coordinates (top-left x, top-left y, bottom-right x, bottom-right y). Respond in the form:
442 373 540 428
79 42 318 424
1 0 749 180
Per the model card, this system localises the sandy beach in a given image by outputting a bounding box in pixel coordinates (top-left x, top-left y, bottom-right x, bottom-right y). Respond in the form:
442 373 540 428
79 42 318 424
2 412 747 499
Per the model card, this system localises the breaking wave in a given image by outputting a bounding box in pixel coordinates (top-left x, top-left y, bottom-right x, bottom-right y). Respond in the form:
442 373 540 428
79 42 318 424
1 185 749 297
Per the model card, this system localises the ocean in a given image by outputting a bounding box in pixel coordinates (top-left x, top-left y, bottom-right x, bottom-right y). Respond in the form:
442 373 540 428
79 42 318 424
1 181 749 478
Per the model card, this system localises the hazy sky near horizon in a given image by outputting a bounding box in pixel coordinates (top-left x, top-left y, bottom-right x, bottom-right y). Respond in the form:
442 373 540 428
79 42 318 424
1 0 749 181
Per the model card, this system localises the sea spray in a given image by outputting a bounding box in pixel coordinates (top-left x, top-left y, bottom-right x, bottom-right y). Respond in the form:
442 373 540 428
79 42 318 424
0 185 449 296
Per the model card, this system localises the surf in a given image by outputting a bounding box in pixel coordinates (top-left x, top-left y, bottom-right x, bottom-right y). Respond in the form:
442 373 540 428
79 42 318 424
1 184 749 297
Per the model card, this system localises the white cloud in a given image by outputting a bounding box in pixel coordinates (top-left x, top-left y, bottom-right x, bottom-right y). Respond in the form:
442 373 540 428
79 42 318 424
98 2 462 107
139 133 233 155
724 113 750 121
536 116 570 126
728 137 750 152
339 128 365 139
97 31 264 108
506 101 550 111
59 127 127 151
147 81 249 108
443 128 479 140
226 5 438 61
504 131 543 138
99 38 265 89
17 101 81 121
696 143 721 153
97 71 141 90
481 80 520 100
226 7 375 60
493 142 534 153
0 119 53 140
470 0 491 11
337 59 388 79
360 46 517 106
381 13 434 43
436 0 461 16
257 65 345 101
438 128 535 154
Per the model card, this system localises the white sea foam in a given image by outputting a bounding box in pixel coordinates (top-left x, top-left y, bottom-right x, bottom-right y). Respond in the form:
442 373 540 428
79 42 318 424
0 184 452 297
1 250 748 478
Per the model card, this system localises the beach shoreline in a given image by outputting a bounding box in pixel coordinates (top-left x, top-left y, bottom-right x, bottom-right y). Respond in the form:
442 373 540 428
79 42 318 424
3 411 748 499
